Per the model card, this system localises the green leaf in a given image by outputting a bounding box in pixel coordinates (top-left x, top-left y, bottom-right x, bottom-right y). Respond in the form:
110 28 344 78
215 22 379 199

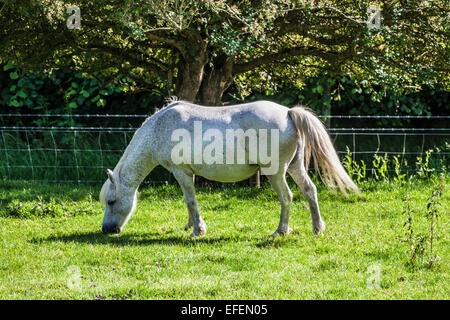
3 61 14 71
66 89 77 97
25 99 33 107
10 72 19 80
91 95 100 103
10 99 21 107
97 98 106 107
17 90 27 99
316 85 324 94
68 102 78 109
77 96 85 106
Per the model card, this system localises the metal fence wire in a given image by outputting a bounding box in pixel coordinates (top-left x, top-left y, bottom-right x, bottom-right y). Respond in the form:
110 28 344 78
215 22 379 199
0 113 448 184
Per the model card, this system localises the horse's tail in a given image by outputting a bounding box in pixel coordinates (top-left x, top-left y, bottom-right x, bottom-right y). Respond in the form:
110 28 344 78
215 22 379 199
288 106 359 196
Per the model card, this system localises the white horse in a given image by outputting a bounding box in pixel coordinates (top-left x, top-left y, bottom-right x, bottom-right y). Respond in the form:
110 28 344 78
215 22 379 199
100 100 358 237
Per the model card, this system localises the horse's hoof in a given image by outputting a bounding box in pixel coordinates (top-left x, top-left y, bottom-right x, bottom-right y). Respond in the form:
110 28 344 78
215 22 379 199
190 229 206 238
271 227 292 237
190 224 207 238
313 220 326 235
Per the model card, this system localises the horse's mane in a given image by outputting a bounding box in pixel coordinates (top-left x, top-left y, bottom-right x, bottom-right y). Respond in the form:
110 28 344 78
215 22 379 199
151 96 186 115
100 96 189 206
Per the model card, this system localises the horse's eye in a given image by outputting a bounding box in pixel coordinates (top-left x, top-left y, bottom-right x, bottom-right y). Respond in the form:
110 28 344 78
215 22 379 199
107 200 115 205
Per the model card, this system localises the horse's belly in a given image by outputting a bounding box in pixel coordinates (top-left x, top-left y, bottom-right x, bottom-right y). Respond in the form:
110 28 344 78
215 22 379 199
191 164 259 183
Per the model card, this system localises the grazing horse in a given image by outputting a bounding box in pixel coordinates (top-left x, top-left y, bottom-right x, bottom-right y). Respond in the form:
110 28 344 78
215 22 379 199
100 100 358 237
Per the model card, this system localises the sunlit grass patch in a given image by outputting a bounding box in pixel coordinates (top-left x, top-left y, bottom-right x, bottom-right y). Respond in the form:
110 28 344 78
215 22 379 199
0 177 448 299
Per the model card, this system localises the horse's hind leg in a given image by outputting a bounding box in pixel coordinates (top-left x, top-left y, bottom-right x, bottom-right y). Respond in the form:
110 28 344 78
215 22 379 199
266 171 293 236
171 167 206 237
287 151 325 235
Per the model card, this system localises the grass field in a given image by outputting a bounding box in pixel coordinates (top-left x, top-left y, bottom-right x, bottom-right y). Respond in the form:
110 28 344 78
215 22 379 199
0 177 448 299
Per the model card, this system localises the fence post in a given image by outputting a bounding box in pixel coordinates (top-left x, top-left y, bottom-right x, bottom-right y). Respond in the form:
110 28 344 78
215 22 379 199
249 170 260 188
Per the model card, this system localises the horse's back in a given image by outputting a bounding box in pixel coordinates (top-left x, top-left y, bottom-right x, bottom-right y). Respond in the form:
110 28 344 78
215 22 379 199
141 100 299 181
157 100 292 131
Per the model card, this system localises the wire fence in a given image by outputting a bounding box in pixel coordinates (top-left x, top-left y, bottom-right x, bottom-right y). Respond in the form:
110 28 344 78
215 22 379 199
0 113 448 184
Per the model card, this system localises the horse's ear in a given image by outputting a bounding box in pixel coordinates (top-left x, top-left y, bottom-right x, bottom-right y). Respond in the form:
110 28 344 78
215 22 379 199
107 169 115 185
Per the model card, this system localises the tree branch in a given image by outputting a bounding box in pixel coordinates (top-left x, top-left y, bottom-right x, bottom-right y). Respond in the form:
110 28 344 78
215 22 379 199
233 46 355 75
144 32 188 59
83 43 168 77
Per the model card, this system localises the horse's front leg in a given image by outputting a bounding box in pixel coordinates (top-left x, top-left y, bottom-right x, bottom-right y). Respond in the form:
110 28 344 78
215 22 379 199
184 215 194 231
171 167 207 237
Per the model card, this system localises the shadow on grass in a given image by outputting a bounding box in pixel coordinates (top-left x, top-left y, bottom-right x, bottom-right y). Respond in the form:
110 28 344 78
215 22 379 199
255 236 304 249
30 230 236 247
135 183 273 202
30 228 291 248
363 250 393 261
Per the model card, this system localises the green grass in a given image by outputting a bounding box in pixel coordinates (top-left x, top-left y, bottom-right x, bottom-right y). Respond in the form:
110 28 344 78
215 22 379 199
0 177 448 300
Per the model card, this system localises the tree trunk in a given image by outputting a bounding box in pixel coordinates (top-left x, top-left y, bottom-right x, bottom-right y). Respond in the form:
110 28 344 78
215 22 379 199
177 62 204 102
200 58 234 106
175 40 208 102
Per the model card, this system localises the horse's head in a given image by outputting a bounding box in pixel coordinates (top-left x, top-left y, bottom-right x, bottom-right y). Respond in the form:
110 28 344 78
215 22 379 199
100 169 137 234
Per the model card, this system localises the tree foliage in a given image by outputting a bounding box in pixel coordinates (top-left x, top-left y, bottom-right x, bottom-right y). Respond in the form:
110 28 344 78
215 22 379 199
0 0 448 105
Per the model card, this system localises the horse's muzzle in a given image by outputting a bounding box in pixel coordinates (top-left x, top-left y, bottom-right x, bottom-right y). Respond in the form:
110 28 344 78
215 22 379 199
102 224 120 234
